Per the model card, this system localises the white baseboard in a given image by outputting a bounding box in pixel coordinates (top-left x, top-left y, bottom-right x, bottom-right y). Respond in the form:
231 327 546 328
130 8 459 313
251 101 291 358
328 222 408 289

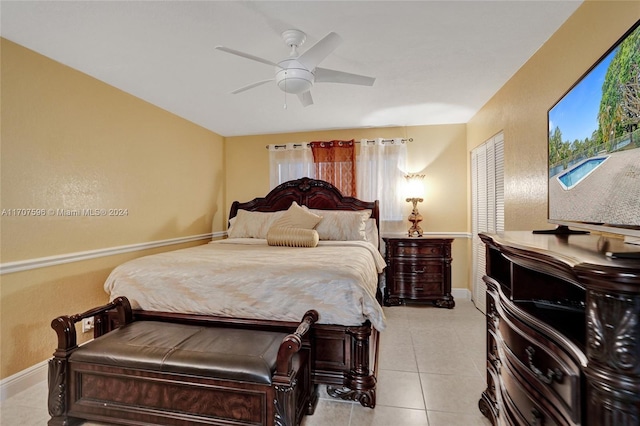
0 359 48 402
452 288 471 300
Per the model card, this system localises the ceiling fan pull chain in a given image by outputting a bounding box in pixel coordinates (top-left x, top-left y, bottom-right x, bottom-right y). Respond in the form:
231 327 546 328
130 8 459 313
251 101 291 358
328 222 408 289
283 71 288 109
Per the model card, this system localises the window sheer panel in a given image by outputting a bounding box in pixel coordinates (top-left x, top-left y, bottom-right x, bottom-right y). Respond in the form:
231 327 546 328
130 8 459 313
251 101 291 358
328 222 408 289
357 138 407 224
268 143 315 189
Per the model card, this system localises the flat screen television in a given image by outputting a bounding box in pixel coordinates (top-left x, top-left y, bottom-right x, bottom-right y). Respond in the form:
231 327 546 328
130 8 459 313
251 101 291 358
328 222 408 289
544 19 640 247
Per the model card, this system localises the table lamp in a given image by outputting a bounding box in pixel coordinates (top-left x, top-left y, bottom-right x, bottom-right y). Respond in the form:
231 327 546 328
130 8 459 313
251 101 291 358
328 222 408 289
405 174 425 237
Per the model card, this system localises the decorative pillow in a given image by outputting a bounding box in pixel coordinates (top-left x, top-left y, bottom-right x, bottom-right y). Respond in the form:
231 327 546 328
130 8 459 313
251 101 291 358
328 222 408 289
309 209 371 241
272 201 323 230
267 227 319 248
227 210 285 239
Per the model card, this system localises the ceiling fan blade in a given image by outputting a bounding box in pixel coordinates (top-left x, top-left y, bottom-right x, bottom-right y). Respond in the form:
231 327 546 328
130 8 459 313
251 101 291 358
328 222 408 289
215 46 282 69
231 79 275 94
298 91 314 107
297 32 342 70
314 67 375 86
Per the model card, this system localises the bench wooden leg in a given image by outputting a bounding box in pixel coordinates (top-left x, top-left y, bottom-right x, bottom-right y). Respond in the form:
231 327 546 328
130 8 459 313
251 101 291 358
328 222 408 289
47 358 82 426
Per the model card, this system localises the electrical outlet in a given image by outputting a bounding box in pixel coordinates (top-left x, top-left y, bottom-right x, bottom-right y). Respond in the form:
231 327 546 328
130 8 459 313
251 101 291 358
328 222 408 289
82 317 94 333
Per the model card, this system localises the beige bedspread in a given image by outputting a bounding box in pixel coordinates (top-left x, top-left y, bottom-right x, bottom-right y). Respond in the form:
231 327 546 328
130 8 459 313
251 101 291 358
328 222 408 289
104 238 387 330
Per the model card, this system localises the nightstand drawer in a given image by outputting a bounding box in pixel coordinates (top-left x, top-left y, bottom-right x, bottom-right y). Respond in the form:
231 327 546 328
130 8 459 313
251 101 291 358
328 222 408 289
394 277 443 296
394 260 443 277
393 244 444 258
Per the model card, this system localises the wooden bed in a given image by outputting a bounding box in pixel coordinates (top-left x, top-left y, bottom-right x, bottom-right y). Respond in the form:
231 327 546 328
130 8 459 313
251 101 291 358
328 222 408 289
98 177 383 408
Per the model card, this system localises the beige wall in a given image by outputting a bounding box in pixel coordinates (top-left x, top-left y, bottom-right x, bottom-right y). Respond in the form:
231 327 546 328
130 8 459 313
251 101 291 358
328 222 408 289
467 1 640 231
0 39 225 378
225 124 470 290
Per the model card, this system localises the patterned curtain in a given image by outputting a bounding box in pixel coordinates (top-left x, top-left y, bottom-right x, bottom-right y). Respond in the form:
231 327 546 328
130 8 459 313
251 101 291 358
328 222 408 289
310 140 356 196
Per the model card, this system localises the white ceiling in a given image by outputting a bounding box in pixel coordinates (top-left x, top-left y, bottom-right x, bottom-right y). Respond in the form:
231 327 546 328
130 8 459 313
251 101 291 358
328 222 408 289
1 1 582 137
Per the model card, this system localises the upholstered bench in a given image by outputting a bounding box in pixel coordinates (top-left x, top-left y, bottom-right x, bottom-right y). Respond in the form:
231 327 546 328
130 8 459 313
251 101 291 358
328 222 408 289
48 296 318 426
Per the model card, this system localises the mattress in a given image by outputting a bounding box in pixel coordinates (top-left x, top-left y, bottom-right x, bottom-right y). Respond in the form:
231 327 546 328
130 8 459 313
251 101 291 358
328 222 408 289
104 238 387 330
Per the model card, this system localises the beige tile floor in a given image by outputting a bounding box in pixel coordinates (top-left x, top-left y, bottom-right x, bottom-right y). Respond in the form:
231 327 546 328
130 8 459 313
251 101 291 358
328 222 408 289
1 300 491 426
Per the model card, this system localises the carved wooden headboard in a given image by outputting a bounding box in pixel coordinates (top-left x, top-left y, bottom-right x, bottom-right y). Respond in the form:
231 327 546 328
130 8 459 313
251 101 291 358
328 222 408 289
229 177 380 231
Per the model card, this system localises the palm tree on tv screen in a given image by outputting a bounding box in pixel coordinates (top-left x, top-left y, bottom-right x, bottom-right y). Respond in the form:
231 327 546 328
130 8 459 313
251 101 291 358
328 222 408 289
598 25 640 148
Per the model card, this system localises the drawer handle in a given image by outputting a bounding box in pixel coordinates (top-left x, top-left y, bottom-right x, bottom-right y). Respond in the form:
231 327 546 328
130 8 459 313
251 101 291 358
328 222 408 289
487 310 499 327
526 346 563 385
491 358 501 373
531 408 544 426
411 267 425 274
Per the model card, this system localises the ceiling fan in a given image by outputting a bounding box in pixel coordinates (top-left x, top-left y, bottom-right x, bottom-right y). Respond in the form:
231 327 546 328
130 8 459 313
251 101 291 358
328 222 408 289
216 29 375 107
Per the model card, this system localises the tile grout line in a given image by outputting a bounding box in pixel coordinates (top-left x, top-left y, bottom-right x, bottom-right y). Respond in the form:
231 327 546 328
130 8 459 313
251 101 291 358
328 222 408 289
409 321 432 425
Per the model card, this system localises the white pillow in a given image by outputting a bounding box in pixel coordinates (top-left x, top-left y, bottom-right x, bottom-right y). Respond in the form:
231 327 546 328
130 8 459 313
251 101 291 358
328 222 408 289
365 218 379 247
309 209 371 241
272 202 323 229
227 210 285 239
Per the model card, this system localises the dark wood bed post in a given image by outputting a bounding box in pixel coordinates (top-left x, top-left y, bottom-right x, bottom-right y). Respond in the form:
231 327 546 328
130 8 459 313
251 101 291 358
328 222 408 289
326 326 378 407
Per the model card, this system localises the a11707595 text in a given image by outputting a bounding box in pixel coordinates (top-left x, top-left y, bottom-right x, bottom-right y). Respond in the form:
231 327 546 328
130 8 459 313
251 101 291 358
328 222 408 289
1 208 129 217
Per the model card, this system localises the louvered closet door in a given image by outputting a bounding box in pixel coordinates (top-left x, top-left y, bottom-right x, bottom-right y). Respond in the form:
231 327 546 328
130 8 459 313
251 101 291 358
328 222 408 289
471 133 504 314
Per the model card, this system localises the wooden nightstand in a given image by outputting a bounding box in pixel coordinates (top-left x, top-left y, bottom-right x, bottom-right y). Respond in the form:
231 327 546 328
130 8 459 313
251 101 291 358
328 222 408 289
382 236 454 308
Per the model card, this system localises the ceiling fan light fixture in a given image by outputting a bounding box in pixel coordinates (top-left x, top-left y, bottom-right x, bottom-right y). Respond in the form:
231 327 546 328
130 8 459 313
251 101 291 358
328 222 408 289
276 65 314 94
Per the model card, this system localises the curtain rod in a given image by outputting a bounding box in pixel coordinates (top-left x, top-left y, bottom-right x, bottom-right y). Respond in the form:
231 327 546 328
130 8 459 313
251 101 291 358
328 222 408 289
265 138 413 150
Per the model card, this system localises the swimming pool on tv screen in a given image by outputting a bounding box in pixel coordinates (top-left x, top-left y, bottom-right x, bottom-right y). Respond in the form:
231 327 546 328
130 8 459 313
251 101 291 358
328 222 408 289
558 157 607 190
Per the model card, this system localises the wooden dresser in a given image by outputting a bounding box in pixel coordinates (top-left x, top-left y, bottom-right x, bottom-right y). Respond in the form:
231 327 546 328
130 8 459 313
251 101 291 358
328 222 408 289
478 232 640 426
382 236 454 308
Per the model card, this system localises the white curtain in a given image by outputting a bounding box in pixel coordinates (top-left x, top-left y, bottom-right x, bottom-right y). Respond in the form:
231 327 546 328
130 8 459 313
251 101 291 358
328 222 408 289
268 143 315 189
357 138 407 226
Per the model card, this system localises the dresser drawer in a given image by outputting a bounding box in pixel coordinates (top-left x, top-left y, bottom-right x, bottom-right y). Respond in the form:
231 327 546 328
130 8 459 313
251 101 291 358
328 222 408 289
392 243 444 258
500 362 561 426
498 307 581 423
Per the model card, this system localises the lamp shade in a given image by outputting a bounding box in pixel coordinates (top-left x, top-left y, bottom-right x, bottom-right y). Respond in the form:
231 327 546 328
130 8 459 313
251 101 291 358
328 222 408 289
405 174 425 199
